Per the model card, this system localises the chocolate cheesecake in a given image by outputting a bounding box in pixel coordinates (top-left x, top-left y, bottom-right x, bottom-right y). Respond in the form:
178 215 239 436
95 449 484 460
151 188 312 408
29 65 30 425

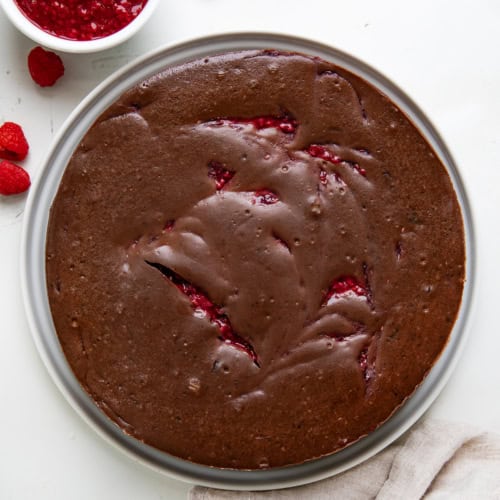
46 49 465 469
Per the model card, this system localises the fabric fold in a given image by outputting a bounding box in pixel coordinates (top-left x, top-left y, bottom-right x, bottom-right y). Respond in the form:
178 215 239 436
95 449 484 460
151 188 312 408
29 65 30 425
189 419 500 500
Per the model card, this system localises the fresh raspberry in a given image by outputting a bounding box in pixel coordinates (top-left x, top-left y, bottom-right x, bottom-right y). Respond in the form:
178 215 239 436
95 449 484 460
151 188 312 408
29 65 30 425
0 122 29 161
27 46 65 87
0 161 31 195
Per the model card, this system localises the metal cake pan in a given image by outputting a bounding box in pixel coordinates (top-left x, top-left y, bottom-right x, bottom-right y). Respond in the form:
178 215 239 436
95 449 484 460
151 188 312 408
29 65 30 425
20 32 475 490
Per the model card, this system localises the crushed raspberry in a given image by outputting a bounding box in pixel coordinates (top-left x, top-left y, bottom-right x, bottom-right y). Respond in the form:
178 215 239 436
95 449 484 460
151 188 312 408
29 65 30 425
319 169 328 185
0 161 31 195
212 114 298 134
307 144 341 164
324 275 367 305
253 189 279 205
347 161 367 176
208 160 235 190
15 0 147 41
0 122 29 161
242 115 298 134
307 144 367 177
27 47 65 87
146 261 259 365
318 169 343 186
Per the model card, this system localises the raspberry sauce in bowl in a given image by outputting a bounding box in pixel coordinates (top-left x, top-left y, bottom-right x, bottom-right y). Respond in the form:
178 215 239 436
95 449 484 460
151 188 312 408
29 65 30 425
1 0 159 53
14 0 148 41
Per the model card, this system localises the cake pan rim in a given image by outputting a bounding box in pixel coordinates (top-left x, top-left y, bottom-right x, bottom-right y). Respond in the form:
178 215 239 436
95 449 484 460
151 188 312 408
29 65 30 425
20 31 476 490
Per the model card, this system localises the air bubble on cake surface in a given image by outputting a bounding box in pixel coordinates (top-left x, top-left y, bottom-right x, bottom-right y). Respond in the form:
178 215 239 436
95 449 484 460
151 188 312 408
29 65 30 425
188 377 201 394
310 199 322 216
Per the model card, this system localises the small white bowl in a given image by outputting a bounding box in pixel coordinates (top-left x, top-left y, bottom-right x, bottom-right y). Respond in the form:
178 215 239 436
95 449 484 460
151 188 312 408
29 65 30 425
0 0 159 53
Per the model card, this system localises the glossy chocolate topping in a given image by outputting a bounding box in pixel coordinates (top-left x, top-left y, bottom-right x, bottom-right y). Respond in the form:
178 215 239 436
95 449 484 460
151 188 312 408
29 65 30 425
46 50 465 469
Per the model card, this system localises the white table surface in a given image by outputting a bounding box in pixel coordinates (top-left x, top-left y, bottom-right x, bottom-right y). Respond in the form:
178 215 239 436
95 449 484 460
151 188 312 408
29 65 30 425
1 1 499 498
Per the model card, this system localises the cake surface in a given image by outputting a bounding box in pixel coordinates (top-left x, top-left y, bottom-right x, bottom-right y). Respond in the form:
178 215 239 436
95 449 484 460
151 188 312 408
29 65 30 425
46 49 465 469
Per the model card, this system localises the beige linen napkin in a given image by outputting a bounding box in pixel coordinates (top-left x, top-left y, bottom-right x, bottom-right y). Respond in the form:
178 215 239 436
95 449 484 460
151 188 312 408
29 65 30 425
189 419 500 499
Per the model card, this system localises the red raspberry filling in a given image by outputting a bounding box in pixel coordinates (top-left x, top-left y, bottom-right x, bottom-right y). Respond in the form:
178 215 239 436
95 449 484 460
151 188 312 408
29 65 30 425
319 169 328 185
324 275 367 304
146 261 259 365
212 114 298 134
163 220 175 231
307 144 341 164
253 189 279 205
307 144 367 177
244 115 297 134
208 160 235 190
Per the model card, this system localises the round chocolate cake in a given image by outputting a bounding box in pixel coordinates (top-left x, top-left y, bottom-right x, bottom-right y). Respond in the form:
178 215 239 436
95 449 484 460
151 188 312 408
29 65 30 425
46 49 465 469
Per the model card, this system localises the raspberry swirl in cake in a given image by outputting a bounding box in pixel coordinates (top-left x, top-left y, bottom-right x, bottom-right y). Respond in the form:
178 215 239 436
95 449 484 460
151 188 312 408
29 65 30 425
46 50 465 469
